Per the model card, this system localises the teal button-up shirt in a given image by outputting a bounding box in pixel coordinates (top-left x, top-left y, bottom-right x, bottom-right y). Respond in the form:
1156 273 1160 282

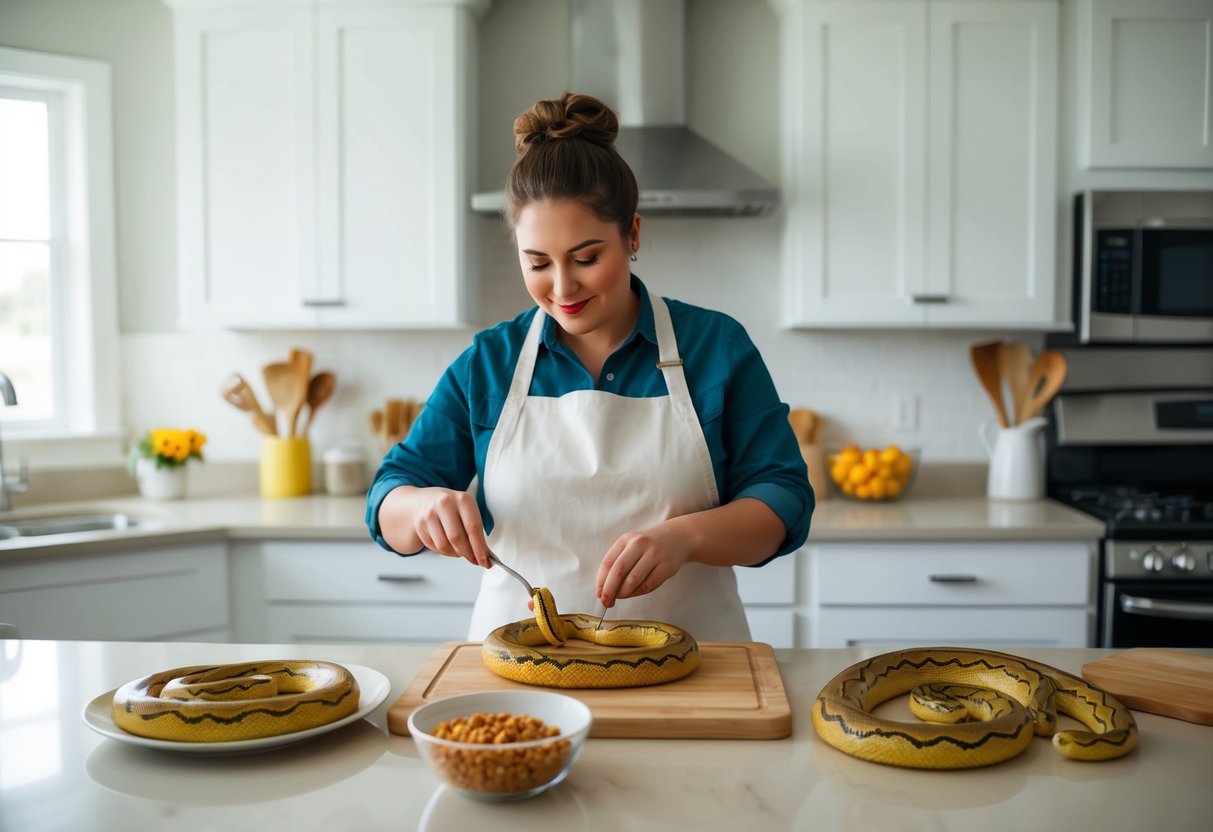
366 276 813 564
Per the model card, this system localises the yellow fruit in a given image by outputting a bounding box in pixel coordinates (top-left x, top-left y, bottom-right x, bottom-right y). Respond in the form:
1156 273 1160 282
885 479 903 497
879 447 900 465
841 481 857 496
847 464 871 485
831 462 850 484
838 447 862 466
894 456 914 479
868 479 886 499
855 484 872 499
863 449 880 469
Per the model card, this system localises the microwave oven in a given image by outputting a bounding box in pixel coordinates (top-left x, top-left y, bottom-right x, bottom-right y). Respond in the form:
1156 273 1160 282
1074 189 1213 344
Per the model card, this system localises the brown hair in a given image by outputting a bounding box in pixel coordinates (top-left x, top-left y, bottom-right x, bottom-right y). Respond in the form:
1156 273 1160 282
505 92 639 237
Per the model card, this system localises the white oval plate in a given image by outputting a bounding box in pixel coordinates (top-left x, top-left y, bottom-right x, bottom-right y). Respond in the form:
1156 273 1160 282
81 663 390 755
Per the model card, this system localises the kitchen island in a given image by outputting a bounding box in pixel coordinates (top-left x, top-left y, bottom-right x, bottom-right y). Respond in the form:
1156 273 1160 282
1 639 1208 831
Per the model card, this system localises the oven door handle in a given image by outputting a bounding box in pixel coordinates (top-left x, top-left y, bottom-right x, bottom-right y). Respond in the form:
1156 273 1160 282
1119 595 1213 621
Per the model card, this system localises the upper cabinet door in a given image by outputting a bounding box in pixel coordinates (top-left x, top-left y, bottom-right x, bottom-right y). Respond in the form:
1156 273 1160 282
1080 0 1213 169
312 5 471 329
170 0 480 330
780 1 928 327
174 8 318 328
925 0 1058 326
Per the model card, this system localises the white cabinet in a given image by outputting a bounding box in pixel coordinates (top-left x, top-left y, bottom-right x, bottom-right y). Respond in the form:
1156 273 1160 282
803 541 1097 648
735 556 798 648
230 541 480 644
169 0 483 329
1078 0 1213 170
778 0 1058 328
0 544 229 641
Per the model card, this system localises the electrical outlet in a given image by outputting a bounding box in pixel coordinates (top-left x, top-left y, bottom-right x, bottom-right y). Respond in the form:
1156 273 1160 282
893 395 919 431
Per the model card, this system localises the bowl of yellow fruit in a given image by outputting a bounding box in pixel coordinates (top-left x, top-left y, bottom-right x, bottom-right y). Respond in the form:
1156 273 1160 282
828 444 918 502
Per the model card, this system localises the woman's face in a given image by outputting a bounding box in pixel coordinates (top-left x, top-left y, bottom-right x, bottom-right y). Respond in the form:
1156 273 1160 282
515 199 640 343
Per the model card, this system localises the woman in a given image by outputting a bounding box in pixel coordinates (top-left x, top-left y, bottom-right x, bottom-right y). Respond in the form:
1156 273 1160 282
367 92 813 642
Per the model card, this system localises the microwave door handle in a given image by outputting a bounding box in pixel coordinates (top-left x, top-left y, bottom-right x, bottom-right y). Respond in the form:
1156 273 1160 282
1119 594 1213 621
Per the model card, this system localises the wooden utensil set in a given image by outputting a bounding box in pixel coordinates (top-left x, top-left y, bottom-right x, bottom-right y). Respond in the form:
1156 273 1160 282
221 348 336 437
969 340 1066 427
371 398 423 452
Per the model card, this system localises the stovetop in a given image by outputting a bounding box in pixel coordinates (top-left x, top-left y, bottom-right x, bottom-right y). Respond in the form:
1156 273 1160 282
1058 487 1213 540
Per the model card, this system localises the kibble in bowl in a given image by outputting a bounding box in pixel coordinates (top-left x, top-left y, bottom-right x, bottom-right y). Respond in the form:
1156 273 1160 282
407 690 593 801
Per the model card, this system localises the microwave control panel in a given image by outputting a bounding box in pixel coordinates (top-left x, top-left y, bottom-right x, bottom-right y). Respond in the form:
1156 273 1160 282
1094 229 1134 314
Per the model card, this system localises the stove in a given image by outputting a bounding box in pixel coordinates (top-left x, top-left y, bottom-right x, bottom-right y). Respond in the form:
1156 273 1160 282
1060 487 1213 540
1043 346 1213 648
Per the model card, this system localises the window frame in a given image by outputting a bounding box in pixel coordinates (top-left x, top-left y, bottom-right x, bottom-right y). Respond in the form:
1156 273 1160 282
0 47 122 466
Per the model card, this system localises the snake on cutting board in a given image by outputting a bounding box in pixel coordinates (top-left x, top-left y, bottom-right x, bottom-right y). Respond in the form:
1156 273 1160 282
111 660 360 742
812 647 1138 769
481 587 700 688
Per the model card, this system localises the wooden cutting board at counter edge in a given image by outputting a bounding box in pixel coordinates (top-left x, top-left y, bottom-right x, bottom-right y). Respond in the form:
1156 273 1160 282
1082 648 1213 726
388 641 792 740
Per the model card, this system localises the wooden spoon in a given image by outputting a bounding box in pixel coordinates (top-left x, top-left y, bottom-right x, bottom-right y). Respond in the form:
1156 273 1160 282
220 373 276 436
288 349 313 436
300 371 336 435
969 340 1009 428
998 341 1033 425
1017 350 1067 423
263 362 308 438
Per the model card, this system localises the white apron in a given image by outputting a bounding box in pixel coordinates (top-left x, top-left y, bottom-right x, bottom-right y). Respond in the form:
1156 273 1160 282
467 290 752 643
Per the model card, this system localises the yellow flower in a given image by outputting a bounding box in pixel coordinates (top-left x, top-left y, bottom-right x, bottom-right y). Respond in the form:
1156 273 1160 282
141 427 206 467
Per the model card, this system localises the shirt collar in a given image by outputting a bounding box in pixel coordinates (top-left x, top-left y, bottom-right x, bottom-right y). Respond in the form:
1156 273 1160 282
540 274 657 352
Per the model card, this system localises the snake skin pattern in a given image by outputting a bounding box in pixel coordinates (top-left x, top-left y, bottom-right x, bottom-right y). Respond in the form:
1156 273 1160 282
812 647 1138 769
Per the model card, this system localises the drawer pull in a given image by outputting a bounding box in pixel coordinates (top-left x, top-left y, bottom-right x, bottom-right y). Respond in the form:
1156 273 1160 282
377 574 426 584
928 574 978 584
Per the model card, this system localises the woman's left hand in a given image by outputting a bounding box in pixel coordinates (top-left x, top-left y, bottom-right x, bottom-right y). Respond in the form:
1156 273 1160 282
595 522 692 608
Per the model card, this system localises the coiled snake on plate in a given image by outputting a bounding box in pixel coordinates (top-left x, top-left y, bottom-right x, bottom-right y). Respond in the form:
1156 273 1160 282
111 660 360 743
812 647 1138 769
481 587 700 688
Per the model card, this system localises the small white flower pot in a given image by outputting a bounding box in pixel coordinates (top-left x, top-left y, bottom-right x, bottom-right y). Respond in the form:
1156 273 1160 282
135 458 188 500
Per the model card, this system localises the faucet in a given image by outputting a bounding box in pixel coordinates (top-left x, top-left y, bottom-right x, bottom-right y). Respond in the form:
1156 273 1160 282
0 373 29 512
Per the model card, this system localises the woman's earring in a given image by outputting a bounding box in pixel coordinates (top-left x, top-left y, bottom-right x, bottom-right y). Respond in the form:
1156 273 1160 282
630 252 638 262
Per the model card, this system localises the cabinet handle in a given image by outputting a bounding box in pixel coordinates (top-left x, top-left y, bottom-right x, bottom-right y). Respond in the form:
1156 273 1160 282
302 299 347 307
1120 595 1213 621
377 574 426 584
909 293 950 304
928 574 978 584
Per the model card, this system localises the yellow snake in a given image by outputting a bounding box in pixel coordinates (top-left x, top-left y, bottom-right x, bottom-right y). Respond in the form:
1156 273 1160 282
812 647 1139 769
481 587 700 688
111 660 360 743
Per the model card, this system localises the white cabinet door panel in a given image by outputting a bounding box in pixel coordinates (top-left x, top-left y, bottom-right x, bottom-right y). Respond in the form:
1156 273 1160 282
1081 0 1213 169
811 607 1090 648
926 1 1057 325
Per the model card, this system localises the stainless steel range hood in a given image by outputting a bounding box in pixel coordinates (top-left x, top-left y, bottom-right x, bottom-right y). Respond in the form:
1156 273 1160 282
471 0 779 217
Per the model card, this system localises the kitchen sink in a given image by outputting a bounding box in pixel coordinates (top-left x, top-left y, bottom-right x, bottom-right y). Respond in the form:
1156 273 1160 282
0 513 147 540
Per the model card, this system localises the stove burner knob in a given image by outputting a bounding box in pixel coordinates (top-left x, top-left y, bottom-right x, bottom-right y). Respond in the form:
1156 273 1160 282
1170 545 1196 573
1142 548 1165 573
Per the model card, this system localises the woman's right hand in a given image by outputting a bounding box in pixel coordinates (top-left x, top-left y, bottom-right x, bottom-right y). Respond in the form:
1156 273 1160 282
379 485 491 568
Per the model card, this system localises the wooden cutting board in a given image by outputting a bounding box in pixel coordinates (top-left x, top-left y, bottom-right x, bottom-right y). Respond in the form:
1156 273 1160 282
1082 649 1213 725
388 641 792 740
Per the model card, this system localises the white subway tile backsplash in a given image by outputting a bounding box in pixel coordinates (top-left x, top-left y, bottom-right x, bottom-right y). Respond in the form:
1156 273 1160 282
121 219 1028 466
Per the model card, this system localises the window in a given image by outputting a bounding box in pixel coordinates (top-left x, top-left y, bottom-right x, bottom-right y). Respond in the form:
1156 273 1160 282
0 89 61 424
0 47 121 461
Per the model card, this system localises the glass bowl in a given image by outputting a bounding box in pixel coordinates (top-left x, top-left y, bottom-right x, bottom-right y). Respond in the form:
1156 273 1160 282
827 446 920 502
407 690 592 802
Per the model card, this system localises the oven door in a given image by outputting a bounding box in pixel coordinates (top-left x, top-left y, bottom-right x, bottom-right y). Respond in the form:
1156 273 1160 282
1136 227 1213 342
1102 581 1213 648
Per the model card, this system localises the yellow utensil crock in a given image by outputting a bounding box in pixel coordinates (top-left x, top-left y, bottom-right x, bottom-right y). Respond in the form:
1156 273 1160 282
260 436 311 498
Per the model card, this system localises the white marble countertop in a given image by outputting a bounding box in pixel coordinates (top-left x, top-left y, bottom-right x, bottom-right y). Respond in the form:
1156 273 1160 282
1 639 1208 832
0 493 1104 562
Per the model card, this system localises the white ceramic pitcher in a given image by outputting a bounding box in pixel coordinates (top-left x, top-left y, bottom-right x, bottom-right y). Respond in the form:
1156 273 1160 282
979 417 1047 501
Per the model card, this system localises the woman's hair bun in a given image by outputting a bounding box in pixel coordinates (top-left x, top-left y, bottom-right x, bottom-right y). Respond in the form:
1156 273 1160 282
513 91 619 154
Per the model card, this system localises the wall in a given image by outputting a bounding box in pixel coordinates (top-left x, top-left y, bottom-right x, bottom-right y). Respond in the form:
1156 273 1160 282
3 0 1211 475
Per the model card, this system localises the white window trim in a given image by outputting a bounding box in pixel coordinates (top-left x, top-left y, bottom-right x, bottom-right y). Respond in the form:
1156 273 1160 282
0 47 123 467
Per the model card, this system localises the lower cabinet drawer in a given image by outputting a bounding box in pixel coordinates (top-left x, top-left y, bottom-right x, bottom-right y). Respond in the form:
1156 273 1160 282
260 542 480 604
809 606 1091 648
0 543 228 641
265 604 473 644
810 543 1093 606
